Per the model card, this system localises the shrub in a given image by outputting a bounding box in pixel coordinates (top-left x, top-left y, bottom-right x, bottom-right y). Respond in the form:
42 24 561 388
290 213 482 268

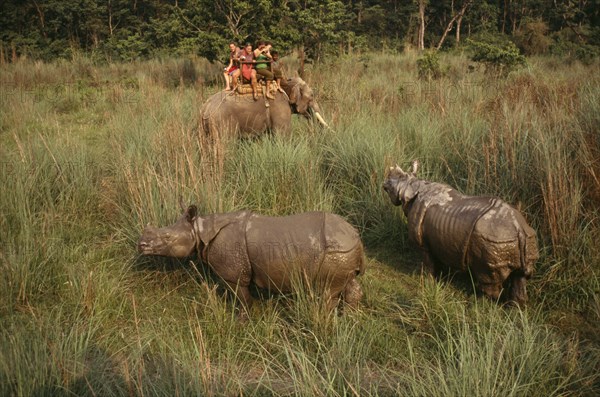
467 38 526 77
513 18 553 55
416 51 442 81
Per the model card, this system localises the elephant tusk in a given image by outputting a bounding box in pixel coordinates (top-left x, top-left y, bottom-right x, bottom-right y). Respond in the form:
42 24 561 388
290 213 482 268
314 111 330 129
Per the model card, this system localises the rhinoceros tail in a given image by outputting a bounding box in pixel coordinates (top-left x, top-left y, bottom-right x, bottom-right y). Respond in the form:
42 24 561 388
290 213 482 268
517 226 537 278
354 241 366 276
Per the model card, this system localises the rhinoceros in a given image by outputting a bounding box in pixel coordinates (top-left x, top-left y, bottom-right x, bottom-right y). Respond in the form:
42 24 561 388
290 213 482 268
138 204 365 314
382 160 538 306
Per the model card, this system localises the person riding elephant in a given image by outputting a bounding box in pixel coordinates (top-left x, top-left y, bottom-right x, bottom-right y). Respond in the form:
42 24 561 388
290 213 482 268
270 50 285 93
253 41 275 100
232 43 259 100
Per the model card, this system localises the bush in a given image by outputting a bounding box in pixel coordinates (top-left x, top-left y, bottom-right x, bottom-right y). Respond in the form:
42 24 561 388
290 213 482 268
513 18 553 55
467 38 526 76
416 51 442 80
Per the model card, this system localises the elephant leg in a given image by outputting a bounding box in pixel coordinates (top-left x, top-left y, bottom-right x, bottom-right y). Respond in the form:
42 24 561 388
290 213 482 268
342 278 363 310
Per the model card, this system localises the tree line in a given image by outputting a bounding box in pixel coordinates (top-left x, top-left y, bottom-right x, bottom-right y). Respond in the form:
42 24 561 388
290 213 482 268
1 0 598 64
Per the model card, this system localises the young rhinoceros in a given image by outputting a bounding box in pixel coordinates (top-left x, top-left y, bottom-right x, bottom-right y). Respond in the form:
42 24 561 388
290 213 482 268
138 205 365 314
382 160 538 306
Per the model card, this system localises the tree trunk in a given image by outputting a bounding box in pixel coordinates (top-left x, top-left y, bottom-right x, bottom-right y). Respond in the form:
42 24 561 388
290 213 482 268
108 0 114 36
436 1 472 50
419 2 425 51
502 0 508 34
32 0 47 39
456 13 463 45
512 0 517 33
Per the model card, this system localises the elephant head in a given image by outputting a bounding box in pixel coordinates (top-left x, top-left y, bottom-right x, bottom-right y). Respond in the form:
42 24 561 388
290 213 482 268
283 77 329 128
382 160 420 206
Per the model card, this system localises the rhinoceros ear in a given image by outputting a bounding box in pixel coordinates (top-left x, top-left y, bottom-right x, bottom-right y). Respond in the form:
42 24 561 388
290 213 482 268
186 205 198 223
410 160 419 176
401 179 418 203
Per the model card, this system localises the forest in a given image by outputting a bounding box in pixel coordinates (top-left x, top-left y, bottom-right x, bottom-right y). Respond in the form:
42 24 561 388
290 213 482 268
1 0 599 63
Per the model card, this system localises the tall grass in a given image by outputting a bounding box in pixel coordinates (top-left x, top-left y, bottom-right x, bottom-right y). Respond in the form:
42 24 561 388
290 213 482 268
0 53 598 395
399 281 596 396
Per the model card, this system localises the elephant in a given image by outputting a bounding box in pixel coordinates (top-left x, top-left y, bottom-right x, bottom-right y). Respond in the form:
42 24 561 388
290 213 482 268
138 204 366 316
382 160 538 306
199 77 328 138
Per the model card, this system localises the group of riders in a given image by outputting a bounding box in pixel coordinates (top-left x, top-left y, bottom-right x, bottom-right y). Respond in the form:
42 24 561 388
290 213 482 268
222 41 285 101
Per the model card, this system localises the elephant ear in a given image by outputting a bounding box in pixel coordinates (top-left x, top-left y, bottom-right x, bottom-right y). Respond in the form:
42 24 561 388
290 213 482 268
290 84 309 114
289 84 300 104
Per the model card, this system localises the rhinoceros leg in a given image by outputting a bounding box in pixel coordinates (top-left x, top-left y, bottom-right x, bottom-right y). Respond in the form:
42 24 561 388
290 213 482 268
507 272 528 307
325 293 343 312
422 251 439 277
343 278 363 309
223 280 253 318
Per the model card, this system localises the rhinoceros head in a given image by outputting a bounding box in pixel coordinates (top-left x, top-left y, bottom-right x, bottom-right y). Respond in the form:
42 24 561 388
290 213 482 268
138 205 198 258
383 160 419 206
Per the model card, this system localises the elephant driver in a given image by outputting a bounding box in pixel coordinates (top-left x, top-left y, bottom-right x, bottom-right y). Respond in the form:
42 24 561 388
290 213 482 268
270 50 285 93
233 43 259 101
253 41 275 100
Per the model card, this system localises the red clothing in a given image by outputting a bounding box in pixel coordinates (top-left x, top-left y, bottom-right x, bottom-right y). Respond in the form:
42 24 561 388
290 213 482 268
239 49 254 81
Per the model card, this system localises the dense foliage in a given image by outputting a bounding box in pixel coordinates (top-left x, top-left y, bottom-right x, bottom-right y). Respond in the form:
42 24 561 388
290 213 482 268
1 0 599 63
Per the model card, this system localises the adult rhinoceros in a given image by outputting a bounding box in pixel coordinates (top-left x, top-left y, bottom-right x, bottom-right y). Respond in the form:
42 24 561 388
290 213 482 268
138 204 365 315
199 77 329 138
382 160 538 306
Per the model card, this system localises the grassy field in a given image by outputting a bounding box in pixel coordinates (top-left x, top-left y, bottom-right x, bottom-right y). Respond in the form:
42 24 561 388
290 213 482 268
1 52 599 396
